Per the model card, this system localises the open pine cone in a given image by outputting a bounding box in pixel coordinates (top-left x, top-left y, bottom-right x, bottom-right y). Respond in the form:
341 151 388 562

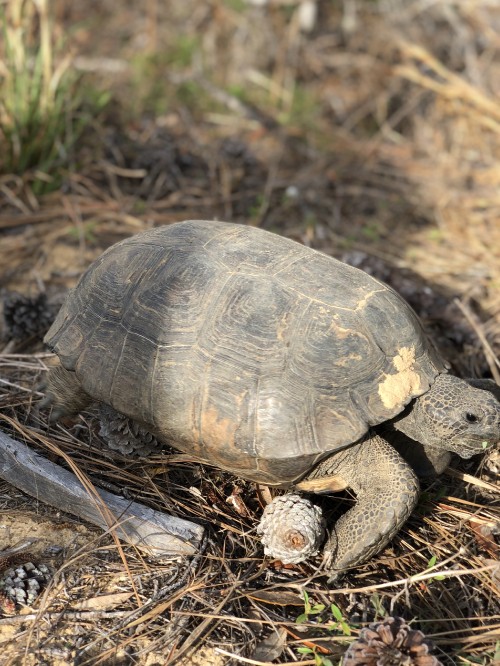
2 292 54 340
257 493 325 564
98 404 163 456
0 562 52 612
343 616 443 666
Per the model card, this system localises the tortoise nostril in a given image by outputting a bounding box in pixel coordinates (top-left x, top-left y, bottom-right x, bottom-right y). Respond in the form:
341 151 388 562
465 412 479 424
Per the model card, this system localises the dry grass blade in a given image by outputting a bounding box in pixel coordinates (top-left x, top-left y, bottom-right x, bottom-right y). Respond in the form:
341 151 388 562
396 43 500 129
453 298 500 382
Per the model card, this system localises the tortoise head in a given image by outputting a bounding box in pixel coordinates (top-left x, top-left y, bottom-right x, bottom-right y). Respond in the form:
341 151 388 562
411 374 500 458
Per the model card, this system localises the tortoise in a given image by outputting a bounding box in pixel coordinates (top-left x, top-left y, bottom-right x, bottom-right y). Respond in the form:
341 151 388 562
42 219 500 576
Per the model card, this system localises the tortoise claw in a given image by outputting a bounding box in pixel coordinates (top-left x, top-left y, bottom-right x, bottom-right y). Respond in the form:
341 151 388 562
322 538 344 584
326 571 341 585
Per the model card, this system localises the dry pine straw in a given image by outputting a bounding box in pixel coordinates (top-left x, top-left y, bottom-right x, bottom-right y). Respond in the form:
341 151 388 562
0 352 498 665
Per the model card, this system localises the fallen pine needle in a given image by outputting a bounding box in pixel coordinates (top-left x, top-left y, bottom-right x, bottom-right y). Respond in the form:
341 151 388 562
214 648 317 665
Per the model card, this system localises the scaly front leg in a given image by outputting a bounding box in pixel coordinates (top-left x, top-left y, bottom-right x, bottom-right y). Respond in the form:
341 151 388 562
303 434 420 579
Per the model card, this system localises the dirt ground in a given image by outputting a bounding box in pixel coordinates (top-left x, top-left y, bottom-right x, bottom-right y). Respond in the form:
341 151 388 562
0 1 499 665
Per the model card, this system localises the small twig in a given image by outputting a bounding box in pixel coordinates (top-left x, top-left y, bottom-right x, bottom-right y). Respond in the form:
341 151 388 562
0 378 44 395
445 467 498 493
0 538 39 573
330 562 499 595
0 538 38 560
0 610 130 626
214 648 316 666
453 298 500 382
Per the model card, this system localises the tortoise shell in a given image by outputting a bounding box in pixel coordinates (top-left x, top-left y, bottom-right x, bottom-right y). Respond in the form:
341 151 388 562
45 220 445 484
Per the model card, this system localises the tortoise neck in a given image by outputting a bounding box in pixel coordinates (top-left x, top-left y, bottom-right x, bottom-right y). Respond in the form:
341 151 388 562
390 400 421 441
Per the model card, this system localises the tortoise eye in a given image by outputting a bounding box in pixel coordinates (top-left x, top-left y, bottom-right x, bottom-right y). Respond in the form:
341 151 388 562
465 412 479 424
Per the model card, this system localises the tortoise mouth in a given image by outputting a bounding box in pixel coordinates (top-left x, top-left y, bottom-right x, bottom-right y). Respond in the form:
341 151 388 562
455 437 499 458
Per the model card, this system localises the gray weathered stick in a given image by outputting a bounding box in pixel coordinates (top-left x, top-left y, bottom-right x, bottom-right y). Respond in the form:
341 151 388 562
0 429 204 557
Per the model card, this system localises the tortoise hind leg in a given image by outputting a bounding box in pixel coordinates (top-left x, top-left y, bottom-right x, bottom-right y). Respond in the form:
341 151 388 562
39 363 91 421
303 434 420 578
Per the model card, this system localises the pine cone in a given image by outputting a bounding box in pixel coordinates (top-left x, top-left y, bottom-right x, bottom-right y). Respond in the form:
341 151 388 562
257 494 325 564
0 562 52 610
98 404 162 456
343 616 443 666
3 292 54 340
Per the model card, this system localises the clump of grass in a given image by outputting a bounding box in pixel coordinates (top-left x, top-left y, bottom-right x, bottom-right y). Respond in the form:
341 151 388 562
0 0 104 193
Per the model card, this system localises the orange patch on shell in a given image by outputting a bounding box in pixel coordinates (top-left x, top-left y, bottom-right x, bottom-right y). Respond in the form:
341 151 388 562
200 406 238 449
